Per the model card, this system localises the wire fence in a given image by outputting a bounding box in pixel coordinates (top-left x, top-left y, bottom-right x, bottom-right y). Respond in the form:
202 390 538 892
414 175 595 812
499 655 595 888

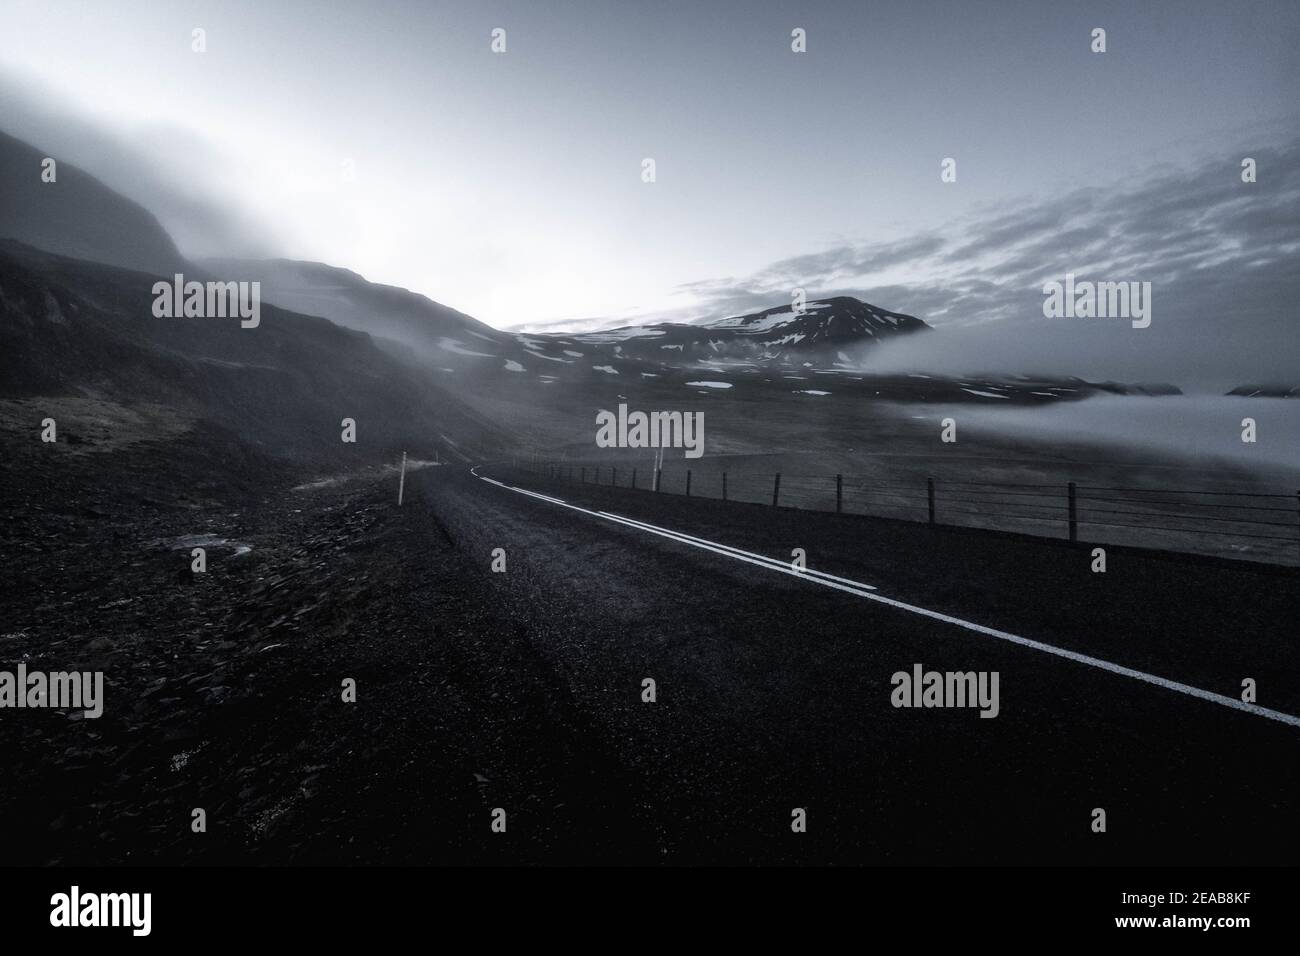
523 459 1300 566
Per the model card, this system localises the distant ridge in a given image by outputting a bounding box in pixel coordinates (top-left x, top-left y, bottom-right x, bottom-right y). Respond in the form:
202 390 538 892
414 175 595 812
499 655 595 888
197 257 508 358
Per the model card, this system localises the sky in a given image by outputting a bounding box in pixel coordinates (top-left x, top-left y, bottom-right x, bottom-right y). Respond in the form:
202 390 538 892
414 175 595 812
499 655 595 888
0 0 1297 349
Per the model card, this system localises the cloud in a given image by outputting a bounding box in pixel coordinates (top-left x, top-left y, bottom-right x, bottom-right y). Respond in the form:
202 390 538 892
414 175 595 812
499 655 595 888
691 139 1297 322
567 137 1299 389
750 234 948 289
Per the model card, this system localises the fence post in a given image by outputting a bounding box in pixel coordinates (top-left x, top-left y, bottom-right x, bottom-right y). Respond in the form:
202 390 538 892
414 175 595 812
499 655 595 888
927 477 936 525
836 474 843 513
631 468 637 489
611 467 617 487
1068 482 1078 542
595 466 600 485
772 473 781 507
722 472 728 501
580 467 586 483
686 470 692 497
654 468 662 493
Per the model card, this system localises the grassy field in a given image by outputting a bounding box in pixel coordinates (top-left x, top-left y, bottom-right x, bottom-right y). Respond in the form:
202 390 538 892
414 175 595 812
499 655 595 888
487 376 1300 566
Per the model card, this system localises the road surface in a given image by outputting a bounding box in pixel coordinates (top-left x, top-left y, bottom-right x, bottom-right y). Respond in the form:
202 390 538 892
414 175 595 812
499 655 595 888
407 463 1300 864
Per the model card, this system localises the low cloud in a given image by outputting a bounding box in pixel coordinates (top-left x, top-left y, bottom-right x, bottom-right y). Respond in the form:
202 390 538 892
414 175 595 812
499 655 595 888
0 68 284 260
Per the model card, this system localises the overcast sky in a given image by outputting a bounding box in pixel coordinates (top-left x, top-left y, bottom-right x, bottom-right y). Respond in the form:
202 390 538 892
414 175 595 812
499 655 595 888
0 0 1297 343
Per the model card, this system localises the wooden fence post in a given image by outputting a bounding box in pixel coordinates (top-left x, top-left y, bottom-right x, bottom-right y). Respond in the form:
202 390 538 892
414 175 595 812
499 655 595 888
1068 482 1078 542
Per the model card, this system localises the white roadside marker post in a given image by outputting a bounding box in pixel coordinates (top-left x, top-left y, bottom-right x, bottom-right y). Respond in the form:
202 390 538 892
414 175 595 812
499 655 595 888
398 450 407 505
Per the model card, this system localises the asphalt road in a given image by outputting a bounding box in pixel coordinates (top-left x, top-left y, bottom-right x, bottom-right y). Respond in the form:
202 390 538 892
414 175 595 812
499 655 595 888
411 462 1300 865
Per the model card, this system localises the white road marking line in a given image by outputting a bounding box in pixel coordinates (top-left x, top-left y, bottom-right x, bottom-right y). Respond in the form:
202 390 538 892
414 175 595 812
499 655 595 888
595 511 877 591
596 510 878 597
489 475 874 593
469 467 1300 730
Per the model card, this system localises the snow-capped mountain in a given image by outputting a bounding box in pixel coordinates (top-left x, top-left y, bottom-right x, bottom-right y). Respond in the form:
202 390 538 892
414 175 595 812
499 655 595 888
488 298 1180 404
705 296 928 344
559 296 929 368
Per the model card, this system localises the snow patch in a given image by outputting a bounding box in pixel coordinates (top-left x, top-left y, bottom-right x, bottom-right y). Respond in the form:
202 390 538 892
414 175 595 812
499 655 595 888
708 310 798 333
438 337 495 358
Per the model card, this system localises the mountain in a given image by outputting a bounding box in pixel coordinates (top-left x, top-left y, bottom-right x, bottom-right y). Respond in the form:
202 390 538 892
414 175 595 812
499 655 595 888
0 129 184 276
530 296 929 370
198 257 510 362
182 272 935 396
0 240 506 465
472 296 929 384
0 128 514 471
362 292 1179 406
0 126 1182 418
